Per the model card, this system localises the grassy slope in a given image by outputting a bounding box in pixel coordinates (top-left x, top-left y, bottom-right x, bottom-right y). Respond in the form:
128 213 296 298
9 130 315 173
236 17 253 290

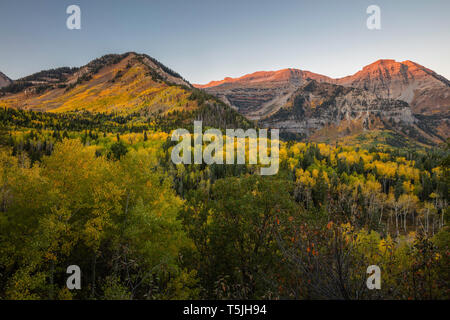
0 54 198 115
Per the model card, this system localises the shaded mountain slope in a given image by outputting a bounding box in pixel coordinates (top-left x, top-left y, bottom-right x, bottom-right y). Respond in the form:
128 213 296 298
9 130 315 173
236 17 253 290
0 71 12 88
0 52 252 130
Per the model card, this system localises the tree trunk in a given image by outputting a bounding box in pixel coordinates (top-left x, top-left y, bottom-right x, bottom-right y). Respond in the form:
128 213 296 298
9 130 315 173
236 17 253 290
91 253 97 298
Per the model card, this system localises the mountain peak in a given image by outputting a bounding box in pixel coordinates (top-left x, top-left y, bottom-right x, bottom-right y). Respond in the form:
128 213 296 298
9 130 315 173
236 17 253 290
193 68 334 119
336 59 450 115
358 59 408 73
401 59 419 66
193 68 333 89
364 59 397 67
198 58 449 123
194 69 298 88
0 52 194 112
350 59 444 81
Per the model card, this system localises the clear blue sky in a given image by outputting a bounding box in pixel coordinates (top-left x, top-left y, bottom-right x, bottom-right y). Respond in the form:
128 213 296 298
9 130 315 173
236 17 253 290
1 0 449 83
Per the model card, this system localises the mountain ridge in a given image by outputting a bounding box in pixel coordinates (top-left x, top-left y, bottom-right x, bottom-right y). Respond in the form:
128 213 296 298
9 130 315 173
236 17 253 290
194 59 449 144
334 59 450 115
1 55 447 145
0 52 191 112
0 52 251 130
194 59 450 116
0 71 12 88
195 68 333 88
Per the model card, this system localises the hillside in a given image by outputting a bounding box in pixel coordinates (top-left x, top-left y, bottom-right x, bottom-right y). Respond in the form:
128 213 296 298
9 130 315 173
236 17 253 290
0 71 12 88
0 52 251 130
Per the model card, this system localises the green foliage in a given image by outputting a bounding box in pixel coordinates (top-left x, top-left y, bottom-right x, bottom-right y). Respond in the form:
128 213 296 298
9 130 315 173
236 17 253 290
0 117 448 300
180 175 299 298
108 140 128 160
0 140 195 299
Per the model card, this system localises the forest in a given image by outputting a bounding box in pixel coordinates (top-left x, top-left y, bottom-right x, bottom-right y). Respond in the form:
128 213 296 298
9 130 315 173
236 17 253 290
0 108 448 300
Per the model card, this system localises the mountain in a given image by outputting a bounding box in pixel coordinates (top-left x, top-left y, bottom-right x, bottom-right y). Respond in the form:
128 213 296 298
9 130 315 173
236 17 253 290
194 60 449 144
0 71 12 88
195 60 450 117
2 56 447 144
261 80 443 144
0 52 251 129
335 59 450 116
264 80 415 131
194 68 333 120
0 53 190 112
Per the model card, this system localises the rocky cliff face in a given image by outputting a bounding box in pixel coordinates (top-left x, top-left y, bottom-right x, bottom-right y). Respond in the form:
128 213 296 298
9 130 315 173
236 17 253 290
0 71 12 88
262 80 416 137
335 59 450 116
194 68 333 120
196 59 449 117
195 60 449 143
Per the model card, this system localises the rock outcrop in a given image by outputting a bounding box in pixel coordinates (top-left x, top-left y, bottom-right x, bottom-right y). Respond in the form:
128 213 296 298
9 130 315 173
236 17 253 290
263 80 416 137
335 59 450 116
195 60 449 143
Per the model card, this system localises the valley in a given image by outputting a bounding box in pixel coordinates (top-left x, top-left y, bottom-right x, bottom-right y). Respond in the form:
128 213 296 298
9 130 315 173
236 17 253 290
0 53 448 300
